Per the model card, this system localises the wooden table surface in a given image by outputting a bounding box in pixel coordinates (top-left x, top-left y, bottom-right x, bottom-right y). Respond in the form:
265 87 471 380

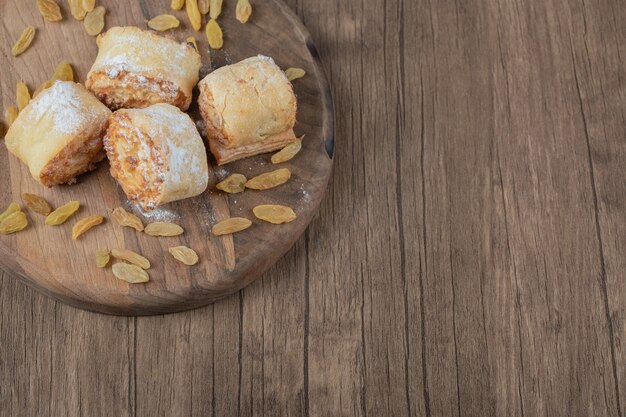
1 0 625 416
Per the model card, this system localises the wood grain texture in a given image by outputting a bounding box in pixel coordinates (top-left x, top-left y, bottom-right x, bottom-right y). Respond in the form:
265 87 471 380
0 0 333 315
1 0 625 416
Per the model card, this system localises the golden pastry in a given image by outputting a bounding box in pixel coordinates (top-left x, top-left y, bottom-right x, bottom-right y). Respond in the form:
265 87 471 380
198 55 297 165
104 103 209 210
5 81 112 187
86 26 201 111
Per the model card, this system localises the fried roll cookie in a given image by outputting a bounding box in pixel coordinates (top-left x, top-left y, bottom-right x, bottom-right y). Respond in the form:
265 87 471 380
104 103 209 210
86 26 201 111
198 55 298 165
5 81 112 187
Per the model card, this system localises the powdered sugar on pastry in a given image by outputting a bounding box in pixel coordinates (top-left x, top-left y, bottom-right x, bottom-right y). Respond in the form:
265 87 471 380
4 81 112 187
86 26 202 111
104 103 209 210
95 33 192 79
197 55 297 165
139 104 204 186
28 81 104 135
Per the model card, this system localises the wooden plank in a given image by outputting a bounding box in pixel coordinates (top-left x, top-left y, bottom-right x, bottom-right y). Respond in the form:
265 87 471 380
353 0 420 415
486 0 622 414
414 1 519 415
0 271 134 417
567 0 626 411
132 298 240 417
305 0 625 416
132 241 307 417
397 2 433 416
238 239 307 416
302 0 369 413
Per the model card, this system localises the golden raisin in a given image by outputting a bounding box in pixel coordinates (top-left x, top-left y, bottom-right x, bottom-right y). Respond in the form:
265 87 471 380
205 18 223 49
0 211 28 234
186 0 202 31
34 61 72 98
199 0 209 14
236 0 252 23
81 0 95 12
37 0 63 22
110 207 144 231
0 203 21 222
45 201 80 225
186 36 198 51
52 61 74 82
96 249 110 268
68 0 87 20
216 174 247 194
33 80 54 98
253 205 297 224
111 249 151 269
112 263 150 283
212 217 252 236
72 215 104 239
22 193 52 215
144 222 184 237
209 0 222 19
5 106 19 127
12 26 36 57
84 6 106 36
148 14 180 31
169 246 199 265
245 168 291 190
171 0 185 10
285 68 306 81
271 138 302 164
16 81 30 112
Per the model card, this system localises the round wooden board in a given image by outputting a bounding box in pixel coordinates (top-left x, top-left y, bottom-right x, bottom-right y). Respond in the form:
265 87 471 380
0 0 333 315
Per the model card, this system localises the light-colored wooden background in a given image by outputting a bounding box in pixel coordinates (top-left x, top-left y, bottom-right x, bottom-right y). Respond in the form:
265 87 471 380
1 0 625 415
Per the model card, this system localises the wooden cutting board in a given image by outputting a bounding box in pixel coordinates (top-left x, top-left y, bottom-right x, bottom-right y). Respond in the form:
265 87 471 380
0 0 333 315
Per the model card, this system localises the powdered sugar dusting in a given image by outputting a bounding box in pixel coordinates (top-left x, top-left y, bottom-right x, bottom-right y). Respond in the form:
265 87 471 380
213 166 230 179
195 119 207 137
100 41 188 78
128 201 180 223
256 54 275 64
189 193 219 227
139 104 204 186
27 81 104 135
92 27 198 82
141 104 190 140
299 183 312 203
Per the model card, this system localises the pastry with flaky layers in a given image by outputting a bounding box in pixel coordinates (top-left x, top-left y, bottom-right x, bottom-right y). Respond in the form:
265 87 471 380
198 55 298 165
104 103 209 210
5 81 112 187
86 26 201 111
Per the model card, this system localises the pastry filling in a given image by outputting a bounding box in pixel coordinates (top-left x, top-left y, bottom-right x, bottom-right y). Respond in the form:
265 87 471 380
39 126 107 187
104 115 166 209
87 71 188 110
